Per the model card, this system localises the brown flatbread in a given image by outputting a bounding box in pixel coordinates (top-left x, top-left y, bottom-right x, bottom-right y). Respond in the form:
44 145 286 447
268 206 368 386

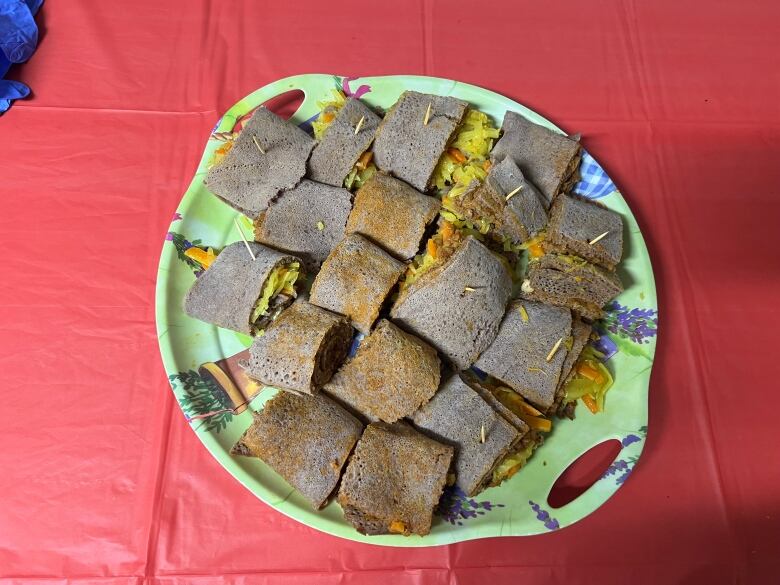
232 392 363 509
324 319 441 423
346 172 440 260
309 234 405 335
245 300 353 394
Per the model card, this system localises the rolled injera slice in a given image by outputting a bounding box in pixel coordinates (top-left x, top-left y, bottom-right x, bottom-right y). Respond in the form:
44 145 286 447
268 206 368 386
337 421 453 536
307 98 382 186
244 300 353 395
205 107 315 218
182 241 301 335
559 317 593 387
550 317 593 418
474 300 572 411
545 193 624 270
490 156 548 244
231 392 363 509
346 172 440 260
491 111 582 206
461 371 531 435
411 375 521 497
323 319 441 423
373 91 468 191
254 179 353 271
448 156 547 246
523 254 623 320
309 234 405 334
390 236 513 369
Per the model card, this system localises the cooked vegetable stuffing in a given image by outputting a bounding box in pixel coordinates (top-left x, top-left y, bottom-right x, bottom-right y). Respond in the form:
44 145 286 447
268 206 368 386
250 261 300 332
491 385 553 433
344 161 376 190
311 90 347 140
184 246 218 269
431 109 499 193
491 442 537 486
398 220 467 292
563 345 614 413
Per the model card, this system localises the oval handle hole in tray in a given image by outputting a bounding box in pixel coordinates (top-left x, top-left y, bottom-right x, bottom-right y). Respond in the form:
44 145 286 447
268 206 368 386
547 439 622 509
261 89 305 120
229 89 307 136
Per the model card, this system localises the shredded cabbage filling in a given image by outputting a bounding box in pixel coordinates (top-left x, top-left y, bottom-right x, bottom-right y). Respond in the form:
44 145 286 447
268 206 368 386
311 90 346 140
250 262 300 333
431 109 499 194
491 441 538 486
563 345 614 413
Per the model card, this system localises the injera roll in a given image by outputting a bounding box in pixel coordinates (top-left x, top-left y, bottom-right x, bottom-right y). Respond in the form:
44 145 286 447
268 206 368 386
411 375 521 497
307 98 382 186
245 300 353 395
390 236 512 369
523 254 623 320
323 319 441 423
254 179 353 271
309 234 405 335
545 193 624 270
182 241 301 336
491 111 581 206
474 300 572 411
346 172 440 260
231 391 363 509
448 156 548 246
205 107 315 218
373 91 468 191
337 421 453 536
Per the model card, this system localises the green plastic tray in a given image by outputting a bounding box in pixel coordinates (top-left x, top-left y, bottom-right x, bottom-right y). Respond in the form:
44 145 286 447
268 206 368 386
155 74 658 546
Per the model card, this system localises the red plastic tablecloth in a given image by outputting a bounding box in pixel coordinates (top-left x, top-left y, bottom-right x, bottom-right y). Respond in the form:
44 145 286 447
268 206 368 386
1 1 779 583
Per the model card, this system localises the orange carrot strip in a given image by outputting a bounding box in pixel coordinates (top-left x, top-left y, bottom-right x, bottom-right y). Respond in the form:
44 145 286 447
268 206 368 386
356 151 373 170
518 400 544 417
576 363 603 383
525 416 553 432
447 148 466 163
427 238 438 259
582 394 600 414
528 243 544 259
184 247 217 269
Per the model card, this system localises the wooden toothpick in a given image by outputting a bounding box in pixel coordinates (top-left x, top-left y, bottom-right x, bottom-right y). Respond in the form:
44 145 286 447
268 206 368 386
480 424 486 444
252 135 266 154
354 115 365 135
463 286 476 293
233 217 256 260
505 185 523 201
588 231 609 245
423 102 432 126
546 338 563 362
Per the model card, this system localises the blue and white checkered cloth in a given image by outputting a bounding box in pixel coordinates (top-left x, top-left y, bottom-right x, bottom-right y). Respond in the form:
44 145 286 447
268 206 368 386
574 151 617 199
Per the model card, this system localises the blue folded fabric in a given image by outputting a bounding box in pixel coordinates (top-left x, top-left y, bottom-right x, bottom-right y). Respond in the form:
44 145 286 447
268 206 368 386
0 0 42 114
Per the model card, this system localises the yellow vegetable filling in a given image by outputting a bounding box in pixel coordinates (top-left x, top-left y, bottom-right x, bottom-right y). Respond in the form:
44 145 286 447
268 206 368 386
491 441 538 486
491 386 553 433
563 346 614 413
310 91 376 191
431 109 499 193
311 89 347 141
397 220 472 292
344 159 376 190
250 262 300 330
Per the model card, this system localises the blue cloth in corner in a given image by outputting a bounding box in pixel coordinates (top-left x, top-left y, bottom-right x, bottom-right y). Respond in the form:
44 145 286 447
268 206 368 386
0 0 43 113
